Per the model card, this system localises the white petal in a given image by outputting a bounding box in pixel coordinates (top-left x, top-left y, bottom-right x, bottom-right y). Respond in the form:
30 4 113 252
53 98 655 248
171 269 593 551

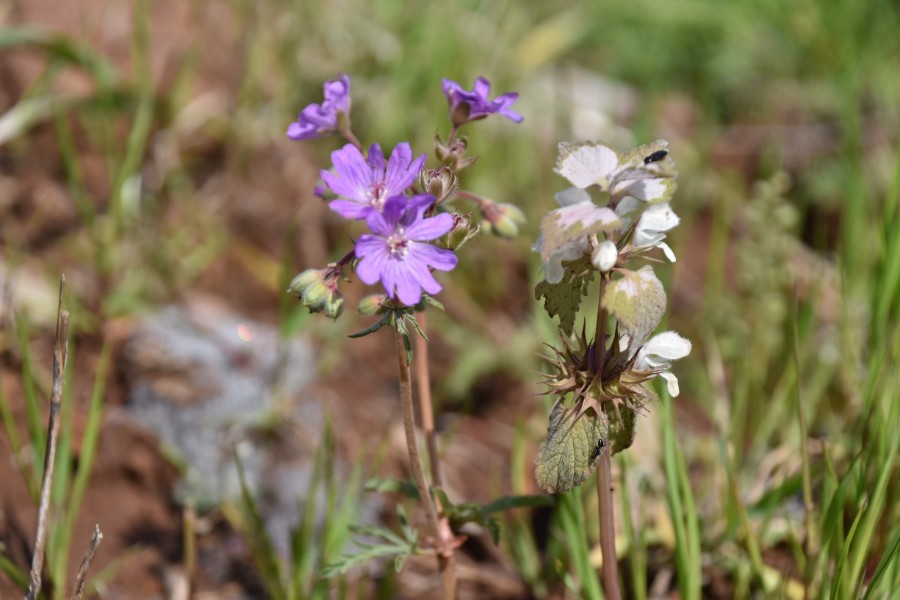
556 143 619 189
592 240 618 272
618 333 630 352
634 203 679 247
635 331 691 370
659 372 680 397
645 331 691 361
555 187 593 207
659 242 677 262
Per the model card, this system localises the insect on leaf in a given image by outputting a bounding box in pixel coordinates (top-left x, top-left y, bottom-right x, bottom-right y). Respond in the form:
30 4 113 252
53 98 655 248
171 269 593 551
534 403 609 493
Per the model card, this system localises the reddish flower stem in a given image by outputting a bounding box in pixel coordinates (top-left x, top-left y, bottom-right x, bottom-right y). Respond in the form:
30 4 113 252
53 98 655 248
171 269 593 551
594 275 621 600
393 326 457 599
414 312 444 487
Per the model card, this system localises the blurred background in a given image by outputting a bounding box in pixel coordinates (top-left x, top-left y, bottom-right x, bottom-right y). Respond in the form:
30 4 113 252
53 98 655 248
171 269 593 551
1 0 899 598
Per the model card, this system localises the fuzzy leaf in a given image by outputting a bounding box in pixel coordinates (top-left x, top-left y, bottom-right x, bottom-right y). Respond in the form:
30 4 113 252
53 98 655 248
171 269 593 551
534 403 609 493
534 266 594 336
602 266 666 358
611 139 678 204
608 405 637 455
555 142 620 189
538 203 621 284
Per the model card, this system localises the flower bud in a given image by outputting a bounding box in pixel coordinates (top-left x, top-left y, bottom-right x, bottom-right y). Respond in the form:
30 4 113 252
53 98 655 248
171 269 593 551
357 293 388 315
289 268 343 320
446 212 479 251
482 201 526 239
419 167 458 202
592 240 618 272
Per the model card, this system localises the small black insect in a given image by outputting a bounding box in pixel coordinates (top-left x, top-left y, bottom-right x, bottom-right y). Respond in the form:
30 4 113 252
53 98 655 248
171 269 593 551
590 438 606 462
643 150 668 164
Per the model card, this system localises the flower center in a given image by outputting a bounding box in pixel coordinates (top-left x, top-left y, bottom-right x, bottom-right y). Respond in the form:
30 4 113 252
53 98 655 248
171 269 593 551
387 231 409 258
369 182 387 209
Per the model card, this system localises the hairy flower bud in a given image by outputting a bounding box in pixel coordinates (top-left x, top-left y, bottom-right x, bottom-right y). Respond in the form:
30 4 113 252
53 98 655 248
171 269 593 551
419 167 458 202
357 293 388 315
289 267 344 320
481 201 526 239
592 240 618 272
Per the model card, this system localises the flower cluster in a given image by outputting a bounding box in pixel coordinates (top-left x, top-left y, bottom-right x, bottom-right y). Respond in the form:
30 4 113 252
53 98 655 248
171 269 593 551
287 74 523 321
534 139 690 493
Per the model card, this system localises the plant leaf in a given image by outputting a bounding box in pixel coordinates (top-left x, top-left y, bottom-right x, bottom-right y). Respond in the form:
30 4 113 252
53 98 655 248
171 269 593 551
608 405 637 455
535 265 594 336
602 266 666 357
534 403 609 493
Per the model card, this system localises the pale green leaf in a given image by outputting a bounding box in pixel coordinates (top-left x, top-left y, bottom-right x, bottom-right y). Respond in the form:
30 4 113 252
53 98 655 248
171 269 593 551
608 405 637 455
534 404 609 493
602 266 666 357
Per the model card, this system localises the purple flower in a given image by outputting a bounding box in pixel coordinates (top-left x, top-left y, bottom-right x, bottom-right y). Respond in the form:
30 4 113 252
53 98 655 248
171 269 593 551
442 77 523 126
287 74 351 141
321 143 426 219
355 195 458 306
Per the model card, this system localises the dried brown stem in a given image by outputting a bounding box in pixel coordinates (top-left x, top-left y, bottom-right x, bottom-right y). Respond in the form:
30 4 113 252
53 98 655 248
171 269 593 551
393 326 457 599
71 524 103 600
26 275 69 600
594 275 621 600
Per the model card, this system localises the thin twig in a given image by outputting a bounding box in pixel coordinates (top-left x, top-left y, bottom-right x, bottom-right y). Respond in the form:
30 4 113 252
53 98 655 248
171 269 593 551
71 524 103 600
594 275 622 600
26 275 69 600
393 327 457 599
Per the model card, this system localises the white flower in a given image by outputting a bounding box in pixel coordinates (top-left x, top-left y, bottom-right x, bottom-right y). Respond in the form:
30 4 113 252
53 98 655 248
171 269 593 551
634 331 691 396
633 203 680 262
592 240 618 272
535 188 621 284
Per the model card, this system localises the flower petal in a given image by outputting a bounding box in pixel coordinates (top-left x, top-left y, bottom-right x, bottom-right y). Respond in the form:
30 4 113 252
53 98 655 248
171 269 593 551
411 243 458 272
354 240 389 285
328 199 371 220
405 212 454 241
659 372 680 397
388 260 422 306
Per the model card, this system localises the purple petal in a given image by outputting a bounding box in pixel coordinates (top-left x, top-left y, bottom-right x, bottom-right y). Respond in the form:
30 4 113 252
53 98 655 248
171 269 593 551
400 194 436 227
355 241 389 285
322 144 371 201
405 212 454 241
323 74 351 112
287 121 317 140
474 77 491 99
328 199 371 220
364 208 393 237
379 195 407 229
405 253 443 295
442 78 461 99
412 243 458 272
367 143 385 172
384 143 424 194
388 261 422 306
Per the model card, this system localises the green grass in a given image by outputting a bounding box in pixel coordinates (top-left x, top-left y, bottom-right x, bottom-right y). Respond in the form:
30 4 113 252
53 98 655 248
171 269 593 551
2 0 900 597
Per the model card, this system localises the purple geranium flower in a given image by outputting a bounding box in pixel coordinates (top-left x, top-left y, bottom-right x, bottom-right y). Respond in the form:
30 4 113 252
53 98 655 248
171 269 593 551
442 76 523 126
321 142 426 220
355 194 458 306
287 74 351 141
